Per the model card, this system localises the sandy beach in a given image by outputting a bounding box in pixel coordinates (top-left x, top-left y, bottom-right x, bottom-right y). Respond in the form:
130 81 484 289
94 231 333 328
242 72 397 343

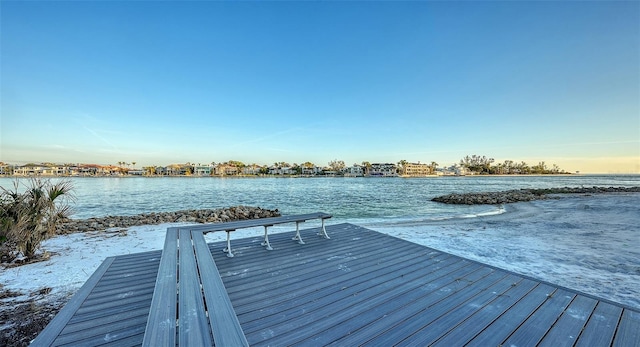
1 192 639 345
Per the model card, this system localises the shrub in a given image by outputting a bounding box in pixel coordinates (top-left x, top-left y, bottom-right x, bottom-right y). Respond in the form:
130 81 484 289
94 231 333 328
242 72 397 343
0 178 74 262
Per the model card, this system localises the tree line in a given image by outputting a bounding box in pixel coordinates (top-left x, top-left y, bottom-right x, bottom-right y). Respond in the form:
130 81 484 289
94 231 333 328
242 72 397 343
458 155 569 175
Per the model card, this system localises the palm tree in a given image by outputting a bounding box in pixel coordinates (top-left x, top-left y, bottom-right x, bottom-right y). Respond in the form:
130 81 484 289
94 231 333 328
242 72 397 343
132 161 136 169
429 161 438 175
397 160 408 176
361 161 371 176
0 178 74 259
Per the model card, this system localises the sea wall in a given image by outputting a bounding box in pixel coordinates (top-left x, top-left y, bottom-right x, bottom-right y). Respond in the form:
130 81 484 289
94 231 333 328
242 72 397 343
59 206 281 233
431 186 640 205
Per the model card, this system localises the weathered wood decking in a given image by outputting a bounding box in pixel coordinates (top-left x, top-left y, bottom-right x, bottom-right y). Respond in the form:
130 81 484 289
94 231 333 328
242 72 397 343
34 223 640 346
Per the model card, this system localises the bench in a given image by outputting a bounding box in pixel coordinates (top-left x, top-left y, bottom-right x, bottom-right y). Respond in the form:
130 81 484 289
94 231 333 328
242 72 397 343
143 212 332 346
189 211 332 257
142 227 248 346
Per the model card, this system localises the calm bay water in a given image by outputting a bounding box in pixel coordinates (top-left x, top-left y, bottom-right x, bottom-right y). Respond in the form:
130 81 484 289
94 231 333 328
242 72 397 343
1 175 638 224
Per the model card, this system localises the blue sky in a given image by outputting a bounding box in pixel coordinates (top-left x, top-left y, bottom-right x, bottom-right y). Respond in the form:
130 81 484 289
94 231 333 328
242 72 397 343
1 1 639 173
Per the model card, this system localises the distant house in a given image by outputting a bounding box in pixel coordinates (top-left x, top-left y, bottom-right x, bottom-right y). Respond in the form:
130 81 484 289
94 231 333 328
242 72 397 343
344 165 364 177
0 163 13 175
194 165 212 176
369 163 398 177
13 164 44 176
242 164 263 175
70 164 104 176
214 164 239 176
301 166 322 176
165 165 184 176
403 163 430 177
269 166 292 175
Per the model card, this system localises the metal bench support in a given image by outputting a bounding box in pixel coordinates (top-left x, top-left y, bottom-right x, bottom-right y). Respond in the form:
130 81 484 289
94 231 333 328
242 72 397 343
292 221 305 244
318 218 330 239
261 225 274 250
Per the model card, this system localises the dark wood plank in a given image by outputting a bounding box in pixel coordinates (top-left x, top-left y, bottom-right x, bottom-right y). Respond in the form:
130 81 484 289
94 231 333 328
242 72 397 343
192 230 249 347
360 269 504 346
237 247 454 324
430 278 540 346
613 309 640 347
245 254 469 338
502 289 576 346
461 283 557 346
142 228 178 347
177 228 212 346
53 313 148 346
397 274 525 346
538 295 598 346
575 301 624 347
30 256 115 347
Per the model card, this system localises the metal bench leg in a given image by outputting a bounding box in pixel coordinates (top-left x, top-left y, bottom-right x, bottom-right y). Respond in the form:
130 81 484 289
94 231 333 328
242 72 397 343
261 226 273 250
317 219 330 239
292 221 305 244
223 231 234 257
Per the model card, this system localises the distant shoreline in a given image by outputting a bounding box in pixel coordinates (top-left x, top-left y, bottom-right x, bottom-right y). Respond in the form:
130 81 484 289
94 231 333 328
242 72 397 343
5 173 624 179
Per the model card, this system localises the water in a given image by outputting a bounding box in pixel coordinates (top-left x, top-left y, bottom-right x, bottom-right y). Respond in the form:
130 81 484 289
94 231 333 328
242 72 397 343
2 174 639 309
1 175 638 222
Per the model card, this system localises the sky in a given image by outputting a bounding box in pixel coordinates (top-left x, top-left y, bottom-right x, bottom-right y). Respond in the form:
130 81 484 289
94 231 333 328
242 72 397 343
1 1 639 174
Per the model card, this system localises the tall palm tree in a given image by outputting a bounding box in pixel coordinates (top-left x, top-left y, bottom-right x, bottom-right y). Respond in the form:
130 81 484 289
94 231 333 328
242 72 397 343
429 161 438 175
397 160 408 175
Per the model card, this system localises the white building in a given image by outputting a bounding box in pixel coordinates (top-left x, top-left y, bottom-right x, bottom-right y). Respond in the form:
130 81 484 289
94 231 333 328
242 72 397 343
344 165 364 177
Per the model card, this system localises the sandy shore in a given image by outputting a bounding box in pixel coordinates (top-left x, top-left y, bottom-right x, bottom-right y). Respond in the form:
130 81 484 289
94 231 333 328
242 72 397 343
1 192 638 345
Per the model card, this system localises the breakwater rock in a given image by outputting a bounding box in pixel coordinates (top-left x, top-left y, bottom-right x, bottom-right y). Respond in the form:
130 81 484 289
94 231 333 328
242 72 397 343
59 206 280 234
431 186 640 205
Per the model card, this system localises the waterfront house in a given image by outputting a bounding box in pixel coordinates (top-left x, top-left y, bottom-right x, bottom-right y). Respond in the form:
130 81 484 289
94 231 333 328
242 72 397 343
344 164 364 177
214 163 239 176
0 163 13 175
369 163 398 177
194 165 213 176
13 164 44 176
242 164 263 176
301 166 323 176
269 165 293 175
403 162 430 177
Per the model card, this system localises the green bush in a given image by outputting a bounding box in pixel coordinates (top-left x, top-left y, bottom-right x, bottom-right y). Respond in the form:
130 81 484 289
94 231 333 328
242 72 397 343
0 178 74 262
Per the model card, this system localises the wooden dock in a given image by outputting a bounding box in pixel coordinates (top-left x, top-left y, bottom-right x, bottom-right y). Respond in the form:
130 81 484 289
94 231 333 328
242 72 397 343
34 223 640 346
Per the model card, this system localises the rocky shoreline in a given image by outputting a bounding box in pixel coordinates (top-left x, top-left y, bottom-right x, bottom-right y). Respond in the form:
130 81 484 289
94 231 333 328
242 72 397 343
431 186 640 205
59 205 281 234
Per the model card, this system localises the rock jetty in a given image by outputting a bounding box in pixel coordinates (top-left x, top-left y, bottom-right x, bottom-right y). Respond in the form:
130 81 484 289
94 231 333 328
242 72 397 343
431 186 640 205
59 206 281 234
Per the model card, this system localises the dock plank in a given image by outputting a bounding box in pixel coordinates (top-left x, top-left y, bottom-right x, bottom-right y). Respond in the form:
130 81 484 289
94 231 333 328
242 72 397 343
397 274 525 346
502 289 576 346
613 309 640 346
538 295 598 347
430 278 540 346
575 301 624 347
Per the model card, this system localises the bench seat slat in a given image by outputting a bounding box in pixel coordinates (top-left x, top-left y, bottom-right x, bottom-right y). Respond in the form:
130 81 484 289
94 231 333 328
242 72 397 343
142 228 178 347
192 230 249 346
178 228 213 346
